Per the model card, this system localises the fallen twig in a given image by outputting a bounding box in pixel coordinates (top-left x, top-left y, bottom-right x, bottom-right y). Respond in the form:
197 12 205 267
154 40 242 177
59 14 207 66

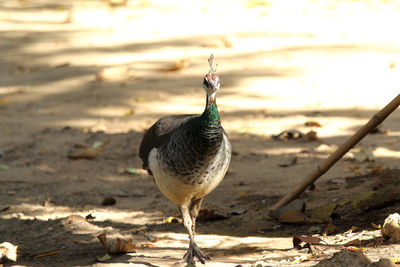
270 93 400 213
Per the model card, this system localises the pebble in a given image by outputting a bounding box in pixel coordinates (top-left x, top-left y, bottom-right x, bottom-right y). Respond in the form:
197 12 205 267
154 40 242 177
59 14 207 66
102 197 116 206
381 213 400 243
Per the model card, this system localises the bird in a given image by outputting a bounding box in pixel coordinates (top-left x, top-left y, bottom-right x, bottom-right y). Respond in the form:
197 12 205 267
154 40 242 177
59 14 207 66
139 54 231 264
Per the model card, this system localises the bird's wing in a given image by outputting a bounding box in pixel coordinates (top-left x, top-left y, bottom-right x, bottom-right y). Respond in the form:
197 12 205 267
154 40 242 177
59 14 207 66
139 114 198 174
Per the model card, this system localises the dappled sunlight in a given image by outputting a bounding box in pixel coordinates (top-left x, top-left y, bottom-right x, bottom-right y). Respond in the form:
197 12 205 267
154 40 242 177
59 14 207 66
223 113 372 137
0 203 163 225
375 147 400 159
154 232 292 251
2 0 400 265
2 0 400 137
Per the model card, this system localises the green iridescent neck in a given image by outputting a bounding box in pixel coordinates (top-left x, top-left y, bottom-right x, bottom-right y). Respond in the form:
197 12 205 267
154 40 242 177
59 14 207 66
201 96 220 127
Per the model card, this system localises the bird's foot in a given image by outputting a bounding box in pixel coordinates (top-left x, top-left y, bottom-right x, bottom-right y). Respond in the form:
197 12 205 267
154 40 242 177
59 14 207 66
176 242 210 265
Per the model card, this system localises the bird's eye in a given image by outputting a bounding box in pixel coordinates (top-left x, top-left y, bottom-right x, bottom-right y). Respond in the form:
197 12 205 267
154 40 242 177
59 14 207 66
203 78 210 87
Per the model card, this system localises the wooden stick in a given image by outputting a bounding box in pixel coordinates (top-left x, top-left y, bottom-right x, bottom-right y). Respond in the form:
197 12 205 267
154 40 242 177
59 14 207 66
270 93 400 213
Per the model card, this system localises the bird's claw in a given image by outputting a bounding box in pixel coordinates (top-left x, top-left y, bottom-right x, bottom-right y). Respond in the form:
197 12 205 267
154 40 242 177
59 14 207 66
176 243 210 265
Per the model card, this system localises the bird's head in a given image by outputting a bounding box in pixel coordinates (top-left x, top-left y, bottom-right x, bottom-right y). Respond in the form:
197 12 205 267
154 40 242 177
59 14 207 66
203 54 220 101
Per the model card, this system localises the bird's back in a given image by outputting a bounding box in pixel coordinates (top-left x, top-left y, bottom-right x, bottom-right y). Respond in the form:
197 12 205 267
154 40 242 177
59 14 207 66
139 114 199 175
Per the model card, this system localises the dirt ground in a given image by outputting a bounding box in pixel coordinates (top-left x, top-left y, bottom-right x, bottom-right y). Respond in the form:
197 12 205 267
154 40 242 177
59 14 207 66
1 0 400 266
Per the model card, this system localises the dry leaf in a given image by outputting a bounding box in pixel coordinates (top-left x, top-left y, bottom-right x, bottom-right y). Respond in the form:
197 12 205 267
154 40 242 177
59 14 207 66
305 121 322 127
125 167 139 175
0 242 18 262
371 222 381 229
198 208 228 222
68 140 109 159
345 239 361 246
351 191 374 208
279 210 308 224
159 59 190 72
236 190 250 196
97 253 112 262
293 236 322 248
97 233 137 254
304 130 319 142
368 167 386 174
131 226 148 234
347 166 361 174
96 66 129 81
351 226 359 232
323 220 337 236
0 98 11 104
345 246 364 252
272 130 304 141
140 243 155 248
108 0 128 7
310 203 338 221
391 257 400 264
165 216 180 223
270 199 306 219
134 97 146 103
293 254 314 263
124 109 134 116
68 146 103 159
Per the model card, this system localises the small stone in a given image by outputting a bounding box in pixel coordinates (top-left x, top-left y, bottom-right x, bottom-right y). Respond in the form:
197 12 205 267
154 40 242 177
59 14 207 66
272 224 282 231
270 199 305 219
315 250 371 267
85 213 96 220
381 213 400 243
308 225 322 234
102 197 116 206
371 258 396 267
229 209 247 216
7 190 16 196
254 261 267 267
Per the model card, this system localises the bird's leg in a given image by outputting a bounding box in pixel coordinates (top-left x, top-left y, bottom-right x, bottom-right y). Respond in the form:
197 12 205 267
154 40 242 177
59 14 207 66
177 204 210 265
189 198 203 235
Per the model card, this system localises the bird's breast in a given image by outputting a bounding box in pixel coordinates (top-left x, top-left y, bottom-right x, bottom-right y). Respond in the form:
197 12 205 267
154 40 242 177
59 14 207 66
148 134 231 206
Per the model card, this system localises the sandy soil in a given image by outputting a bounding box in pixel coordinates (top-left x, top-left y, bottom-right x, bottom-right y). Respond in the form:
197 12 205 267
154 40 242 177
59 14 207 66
1 0 400 266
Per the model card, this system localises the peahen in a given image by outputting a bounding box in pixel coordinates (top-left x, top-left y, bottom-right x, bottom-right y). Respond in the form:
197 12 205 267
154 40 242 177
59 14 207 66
139 55 231 264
